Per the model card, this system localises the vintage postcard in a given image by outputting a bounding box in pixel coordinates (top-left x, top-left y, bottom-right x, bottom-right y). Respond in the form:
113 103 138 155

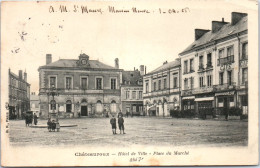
1 0 258 166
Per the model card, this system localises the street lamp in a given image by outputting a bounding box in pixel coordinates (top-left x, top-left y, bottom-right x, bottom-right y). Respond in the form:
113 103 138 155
47 84 59 118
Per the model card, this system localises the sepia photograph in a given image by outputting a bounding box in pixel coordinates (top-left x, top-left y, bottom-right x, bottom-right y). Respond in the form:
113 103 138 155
1 0 258 166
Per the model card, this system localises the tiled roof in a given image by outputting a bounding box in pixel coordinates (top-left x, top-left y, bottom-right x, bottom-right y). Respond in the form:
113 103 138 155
39 59 117 70
146 59 180 75
180 16 248 55
122 71 142 86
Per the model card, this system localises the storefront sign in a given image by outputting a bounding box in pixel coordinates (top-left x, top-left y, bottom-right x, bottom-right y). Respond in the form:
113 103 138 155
194 97 214 102
182 96 195 100
215 91 235 96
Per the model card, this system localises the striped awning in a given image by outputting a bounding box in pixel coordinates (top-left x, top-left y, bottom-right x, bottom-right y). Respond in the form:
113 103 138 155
194 97 214 102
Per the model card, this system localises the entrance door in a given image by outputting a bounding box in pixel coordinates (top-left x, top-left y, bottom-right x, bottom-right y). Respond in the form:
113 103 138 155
81 106 88 116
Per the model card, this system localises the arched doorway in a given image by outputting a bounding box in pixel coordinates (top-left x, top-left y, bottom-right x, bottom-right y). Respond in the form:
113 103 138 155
81 99 88 116
111 100 117 113
96 100 103 114
66 100 72 113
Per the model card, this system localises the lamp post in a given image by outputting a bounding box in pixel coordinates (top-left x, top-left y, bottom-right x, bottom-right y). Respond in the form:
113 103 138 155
47 84 59 118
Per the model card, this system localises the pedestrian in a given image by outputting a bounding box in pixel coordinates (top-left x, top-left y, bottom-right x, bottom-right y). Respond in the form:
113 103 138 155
126 111 129 118
25 114 29 127
110 115 117 135
118 116 126 134
47 118 52 132
33 113 38 125
118 111 123 118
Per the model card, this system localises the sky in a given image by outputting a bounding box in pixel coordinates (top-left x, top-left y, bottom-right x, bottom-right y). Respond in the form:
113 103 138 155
1 0 256 93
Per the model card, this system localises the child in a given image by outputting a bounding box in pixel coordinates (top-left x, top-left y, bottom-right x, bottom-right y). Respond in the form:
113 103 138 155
110 115 117 135
118 116 126 134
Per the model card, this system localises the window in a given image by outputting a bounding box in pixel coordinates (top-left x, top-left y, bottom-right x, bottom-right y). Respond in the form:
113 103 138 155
207 75 212 86
125 91 130 99
132 91 136 99
50 77 56 88
199 56 204 69
139 91 143 99
199 77 204 87
242 68 248 84
190 77 194 89
154 82 157 91
163 78 167 89
241 95 248 106
219 72 224 85
227 71 232 85
145 82 149 93
184 78 188 90
207 53 212 67
242 42 248 59
96 78 102 90
158 80 161 90
218 98 223 107
66 100 72 112
111 78 116 90
227 46 234 57
50 100 56 110
229 97 234 107
190 59 194 72
81 77 87 90
174 77 178 88
184 60 188 74
66 77 72 89
219 49 224 58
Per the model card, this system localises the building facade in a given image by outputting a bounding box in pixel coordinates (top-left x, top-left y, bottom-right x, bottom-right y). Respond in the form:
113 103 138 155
143 59 181 117
121 66 144 116
38 53 123 118
8 69 30 119
30 92 40 117
179 12 248 117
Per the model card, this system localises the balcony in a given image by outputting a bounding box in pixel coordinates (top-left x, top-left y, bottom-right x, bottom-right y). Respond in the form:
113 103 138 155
217 55 234 66
39 88 121 95
143 89 171 98
214 83 236 92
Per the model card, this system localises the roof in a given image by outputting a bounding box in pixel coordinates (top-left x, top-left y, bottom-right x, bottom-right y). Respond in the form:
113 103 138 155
122 71 142 86
146 59 180 75
39 59 118 70
180 16 247 55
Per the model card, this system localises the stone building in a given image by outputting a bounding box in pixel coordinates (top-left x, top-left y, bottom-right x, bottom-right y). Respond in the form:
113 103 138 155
8 69 30 119
143 59 181 117
30 92 40 117
38 53 123 118
121 66 144 116
179 12 248 117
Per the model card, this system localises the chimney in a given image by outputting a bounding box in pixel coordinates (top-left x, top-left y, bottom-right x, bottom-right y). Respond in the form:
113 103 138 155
212 20 228 33
114 58 119 69
231 12 247 25
24 71 27 82
145 66 147 75
46 54 52 65
140 65 144 76
19 70 23 79
195 29 210 40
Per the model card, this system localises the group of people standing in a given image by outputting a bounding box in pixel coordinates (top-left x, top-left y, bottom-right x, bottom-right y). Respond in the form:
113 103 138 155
25 113 38 127
110 112 126 135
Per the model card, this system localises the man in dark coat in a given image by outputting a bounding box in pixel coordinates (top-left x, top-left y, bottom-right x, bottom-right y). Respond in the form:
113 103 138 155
110 115 117 134
118 116 126 134
33 113 38 125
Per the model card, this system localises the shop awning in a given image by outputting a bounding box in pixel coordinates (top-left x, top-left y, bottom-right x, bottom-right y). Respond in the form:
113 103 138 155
182 96 195 100
194 97 214 102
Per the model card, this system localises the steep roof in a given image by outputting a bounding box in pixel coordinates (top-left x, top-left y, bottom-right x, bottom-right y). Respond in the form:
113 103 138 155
39 59 118 70
146 59 180 75
180 16 247 55
122 70 142 86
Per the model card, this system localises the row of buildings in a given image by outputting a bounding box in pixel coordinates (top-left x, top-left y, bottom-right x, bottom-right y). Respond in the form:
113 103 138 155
8 12 248 119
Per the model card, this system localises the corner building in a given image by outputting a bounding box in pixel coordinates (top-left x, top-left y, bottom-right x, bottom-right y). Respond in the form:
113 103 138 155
143 59 181 117
38 53 122 118
179 12 248 117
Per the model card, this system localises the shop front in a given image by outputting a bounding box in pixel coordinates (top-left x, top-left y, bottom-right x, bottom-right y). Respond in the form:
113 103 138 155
182 96 195 118
215 91 236 117
194 95 215 119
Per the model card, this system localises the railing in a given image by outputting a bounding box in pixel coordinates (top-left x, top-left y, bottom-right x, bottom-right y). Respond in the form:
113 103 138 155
239 58 248 68
143 88 181 97
217 55 234 66
214 82 236 91
198 64 204 71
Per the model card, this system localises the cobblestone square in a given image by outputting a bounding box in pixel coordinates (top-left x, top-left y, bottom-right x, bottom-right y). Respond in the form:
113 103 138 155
8 117 248 147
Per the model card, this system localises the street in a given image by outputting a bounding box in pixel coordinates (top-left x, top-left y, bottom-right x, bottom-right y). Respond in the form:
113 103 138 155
8 117 248 147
